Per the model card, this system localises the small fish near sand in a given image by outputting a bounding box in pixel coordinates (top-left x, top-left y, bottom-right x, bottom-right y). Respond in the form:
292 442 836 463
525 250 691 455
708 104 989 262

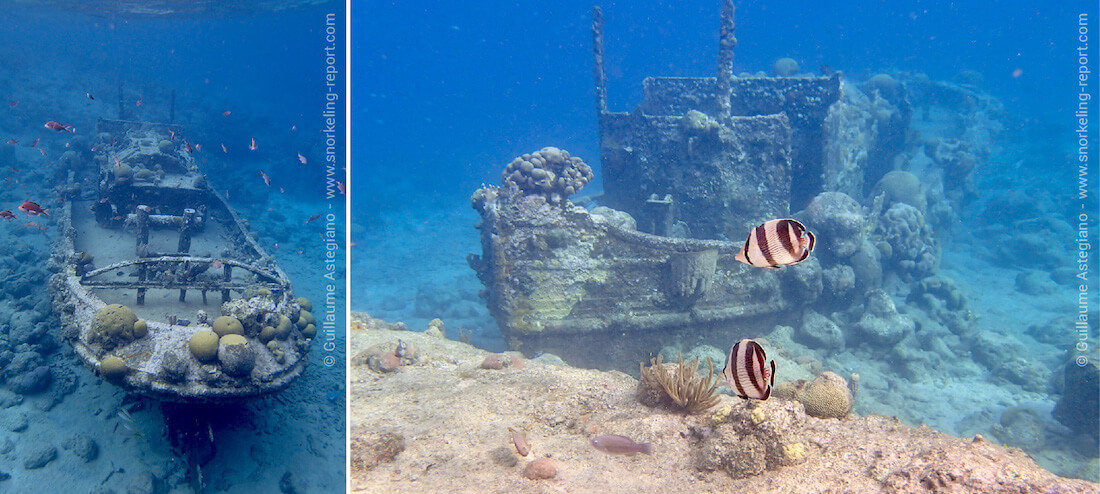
507 427 530 456
722 338 776 401
589 434 651 455
734 218 816 270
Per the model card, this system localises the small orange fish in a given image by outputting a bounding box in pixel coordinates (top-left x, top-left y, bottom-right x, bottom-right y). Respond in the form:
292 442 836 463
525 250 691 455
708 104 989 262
291 125 296 131
169 129 176 141
86 92 94 100
260 171 271 186
38 148 46 156
30 138 38 147
19 201 48 216
296 250 303 255
90 146 98 152
279 187 284 193
297 153 307 164
44 121 75 133
183 140 193 153
220 143 227 153
337 181 345 194
135 98 142 106
8 101 17 107
306 214 321 224
5 139 15 145
222 111 231 117
0 210 14 220
249 137 257 151
225 190 230 200
211 259 224 269
114 156 121 167
194 143 202 153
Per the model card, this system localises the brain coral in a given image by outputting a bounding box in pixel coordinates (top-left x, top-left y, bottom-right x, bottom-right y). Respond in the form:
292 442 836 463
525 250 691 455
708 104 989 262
501 147 593 202
189 330 220 363
797 371 853 419
773 57 800 77
212 316 244 337
873 170 926 213
92 304 139 349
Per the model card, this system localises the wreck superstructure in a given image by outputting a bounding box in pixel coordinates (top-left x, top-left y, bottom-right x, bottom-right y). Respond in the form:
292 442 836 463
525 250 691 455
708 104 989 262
50 119 313 401
469 4 845 369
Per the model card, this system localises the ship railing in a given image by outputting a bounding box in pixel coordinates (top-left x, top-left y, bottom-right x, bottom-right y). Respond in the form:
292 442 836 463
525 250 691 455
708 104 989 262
80 255 288 305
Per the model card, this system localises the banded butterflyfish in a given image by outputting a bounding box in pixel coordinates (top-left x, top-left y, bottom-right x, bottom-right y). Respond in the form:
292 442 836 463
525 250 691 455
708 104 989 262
722 338 776 400
734 218 816 269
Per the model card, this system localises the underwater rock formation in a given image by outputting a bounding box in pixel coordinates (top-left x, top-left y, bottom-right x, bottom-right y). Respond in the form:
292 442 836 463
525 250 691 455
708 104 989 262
854 289 916 347
1053 358 1099 443
796 310 844 350
802 192 866 259
873 203 938 279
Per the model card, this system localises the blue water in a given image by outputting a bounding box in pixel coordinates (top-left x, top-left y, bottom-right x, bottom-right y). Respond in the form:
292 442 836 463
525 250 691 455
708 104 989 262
0 2 346 492
354 0 1100 483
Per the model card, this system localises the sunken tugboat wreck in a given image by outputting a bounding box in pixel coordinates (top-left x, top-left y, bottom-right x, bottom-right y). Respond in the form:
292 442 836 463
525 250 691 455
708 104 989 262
49 119 313 401
468 6 843 370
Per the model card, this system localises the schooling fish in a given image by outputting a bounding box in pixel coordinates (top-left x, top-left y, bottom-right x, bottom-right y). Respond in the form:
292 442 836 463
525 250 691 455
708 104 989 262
249 137 257 151
0 210 14 220
305 214 321 224
19 201 48 216
44 120 75 133
260 171 271 186
735 218 816 270
298 153 307 165
589 434 651 455
722 339 775 400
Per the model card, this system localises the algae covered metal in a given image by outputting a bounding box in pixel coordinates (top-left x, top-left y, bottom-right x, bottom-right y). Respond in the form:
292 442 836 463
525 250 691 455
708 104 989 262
469 4 839 368
49 119 314 401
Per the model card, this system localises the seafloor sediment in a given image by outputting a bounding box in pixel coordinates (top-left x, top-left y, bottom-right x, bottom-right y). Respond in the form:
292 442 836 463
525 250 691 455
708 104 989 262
349 312 1098 493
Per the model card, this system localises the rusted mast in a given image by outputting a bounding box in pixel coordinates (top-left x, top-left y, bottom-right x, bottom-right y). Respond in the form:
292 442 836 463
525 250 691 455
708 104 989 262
716 0 736 122
592 6 608 115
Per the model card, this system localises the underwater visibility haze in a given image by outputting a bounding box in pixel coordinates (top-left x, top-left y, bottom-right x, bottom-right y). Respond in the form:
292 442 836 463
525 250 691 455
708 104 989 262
0 1 346 492
353 1 1100 491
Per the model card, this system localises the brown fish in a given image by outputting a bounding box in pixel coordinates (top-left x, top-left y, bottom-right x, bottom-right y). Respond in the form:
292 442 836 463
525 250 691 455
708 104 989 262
44 120 75 133
507 427 529 456
589 435 651 455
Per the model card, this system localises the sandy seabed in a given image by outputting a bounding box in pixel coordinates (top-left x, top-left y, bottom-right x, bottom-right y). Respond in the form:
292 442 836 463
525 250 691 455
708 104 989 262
349 312 1098 494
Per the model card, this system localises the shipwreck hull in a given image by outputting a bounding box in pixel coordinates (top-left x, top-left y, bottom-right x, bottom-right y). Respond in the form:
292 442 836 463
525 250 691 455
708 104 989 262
469 188 818 370
49 119 311 402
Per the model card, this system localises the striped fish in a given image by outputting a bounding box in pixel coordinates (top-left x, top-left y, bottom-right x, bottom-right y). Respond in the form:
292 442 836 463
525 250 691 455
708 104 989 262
722 338 776 400
735 218 816 269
